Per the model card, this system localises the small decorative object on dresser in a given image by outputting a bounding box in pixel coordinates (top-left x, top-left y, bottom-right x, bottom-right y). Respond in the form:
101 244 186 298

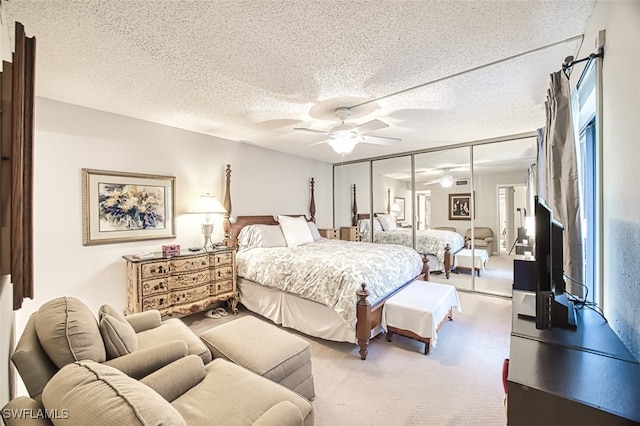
318 228 339 239
161 244 180 256
123 246 237 317
340 226 360 241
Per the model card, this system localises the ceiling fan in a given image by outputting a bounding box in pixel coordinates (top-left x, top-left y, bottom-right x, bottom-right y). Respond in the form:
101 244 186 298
421 167 469 188
294 107 400 154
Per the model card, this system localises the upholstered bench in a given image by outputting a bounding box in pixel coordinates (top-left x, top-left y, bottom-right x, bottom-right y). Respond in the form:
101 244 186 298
381 280 461 354
453 248 489 276
199 316 315 401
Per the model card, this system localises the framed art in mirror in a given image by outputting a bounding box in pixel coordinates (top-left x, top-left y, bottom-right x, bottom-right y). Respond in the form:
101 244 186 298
449 193 472 220
393 196 405 221
82 169 176 245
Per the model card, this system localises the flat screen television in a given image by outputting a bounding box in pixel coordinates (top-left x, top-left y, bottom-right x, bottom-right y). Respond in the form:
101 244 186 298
534 195 577 330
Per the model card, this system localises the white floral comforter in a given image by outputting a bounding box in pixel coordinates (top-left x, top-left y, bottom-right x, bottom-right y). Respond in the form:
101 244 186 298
361 229 465 271
236 239 423 327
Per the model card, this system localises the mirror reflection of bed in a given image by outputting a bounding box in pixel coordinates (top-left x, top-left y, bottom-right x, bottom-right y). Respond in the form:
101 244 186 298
333 138 538 299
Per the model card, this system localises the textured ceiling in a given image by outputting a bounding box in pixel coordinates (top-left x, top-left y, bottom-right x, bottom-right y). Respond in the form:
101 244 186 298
3 0 595 164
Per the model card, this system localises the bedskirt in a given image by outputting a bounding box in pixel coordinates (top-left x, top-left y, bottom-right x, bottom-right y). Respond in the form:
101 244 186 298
238 278 356 343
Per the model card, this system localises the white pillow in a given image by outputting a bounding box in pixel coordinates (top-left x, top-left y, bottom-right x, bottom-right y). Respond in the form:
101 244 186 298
278 215 314 247
237 225 257 248
376 214 397 231
373 217 383 232
253 224 287 247
307 221 322 241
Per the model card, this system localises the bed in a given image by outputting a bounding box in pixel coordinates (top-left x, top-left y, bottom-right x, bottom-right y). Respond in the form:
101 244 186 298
355 211 464 278
350 185 465 278
220 167 429 360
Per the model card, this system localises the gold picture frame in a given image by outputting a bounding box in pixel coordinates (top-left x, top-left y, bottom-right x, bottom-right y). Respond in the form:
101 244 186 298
82 169 176 245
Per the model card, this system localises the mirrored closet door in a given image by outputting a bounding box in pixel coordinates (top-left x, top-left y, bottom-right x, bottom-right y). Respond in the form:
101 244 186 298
470 138 537 297
414 147 473 292
332 136 537 299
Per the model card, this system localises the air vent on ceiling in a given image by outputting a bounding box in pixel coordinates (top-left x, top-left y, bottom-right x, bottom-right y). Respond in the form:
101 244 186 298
456 180 468 186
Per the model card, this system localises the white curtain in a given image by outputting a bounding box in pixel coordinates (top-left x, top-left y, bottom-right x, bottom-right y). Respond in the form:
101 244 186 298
537 71 584 297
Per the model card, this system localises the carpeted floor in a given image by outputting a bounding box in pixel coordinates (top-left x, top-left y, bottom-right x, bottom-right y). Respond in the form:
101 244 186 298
183 290 511 426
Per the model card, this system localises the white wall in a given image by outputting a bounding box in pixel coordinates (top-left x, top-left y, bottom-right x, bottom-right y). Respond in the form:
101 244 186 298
578 0 640 359
4 98 331 397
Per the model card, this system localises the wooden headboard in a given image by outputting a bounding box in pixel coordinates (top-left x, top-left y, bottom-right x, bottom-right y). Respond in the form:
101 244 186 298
229 214 313 249
222 165 317 248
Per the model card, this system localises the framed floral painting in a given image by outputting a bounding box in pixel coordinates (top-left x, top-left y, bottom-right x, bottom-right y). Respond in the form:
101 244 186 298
82 169 176 245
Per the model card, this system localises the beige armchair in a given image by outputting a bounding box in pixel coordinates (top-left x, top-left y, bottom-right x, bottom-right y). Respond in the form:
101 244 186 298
464 227 494 255
3 356 313 425
10 297 210 404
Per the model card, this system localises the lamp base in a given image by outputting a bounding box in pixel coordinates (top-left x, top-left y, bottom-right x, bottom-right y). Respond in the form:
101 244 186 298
201 223 214 251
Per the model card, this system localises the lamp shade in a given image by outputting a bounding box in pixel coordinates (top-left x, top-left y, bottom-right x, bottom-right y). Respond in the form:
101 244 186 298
391 203 401 213
191 194 226 214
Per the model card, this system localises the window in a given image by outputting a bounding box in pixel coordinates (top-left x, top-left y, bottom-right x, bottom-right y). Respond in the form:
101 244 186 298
575 60 601 305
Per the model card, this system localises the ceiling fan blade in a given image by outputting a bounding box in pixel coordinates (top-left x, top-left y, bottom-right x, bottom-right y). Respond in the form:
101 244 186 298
365 134 402 142
293 127 330 135
293 140 327 151
354 119 388 135
361 137 399 147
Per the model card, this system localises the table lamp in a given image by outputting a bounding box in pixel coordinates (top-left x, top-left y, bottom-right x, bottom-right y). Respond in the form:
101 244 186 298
391 203 402 222
191 194 227 250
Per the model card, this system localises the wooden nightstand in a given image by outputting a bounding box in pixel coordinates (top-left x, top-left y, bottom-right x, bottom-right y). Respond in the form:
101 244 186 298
318 228 339 239
123 247 238 317
340 226 361 241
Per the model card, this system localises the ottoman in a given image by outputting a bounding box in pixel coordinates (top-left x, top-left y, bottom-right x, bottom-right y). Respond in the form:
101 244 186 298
381 280 461 354
199 316 315 401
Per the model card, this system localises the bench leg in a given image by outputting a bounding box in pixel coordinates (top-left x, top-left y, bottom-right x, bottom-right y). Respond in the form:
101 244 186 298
386 332 392 342
424 341 430 355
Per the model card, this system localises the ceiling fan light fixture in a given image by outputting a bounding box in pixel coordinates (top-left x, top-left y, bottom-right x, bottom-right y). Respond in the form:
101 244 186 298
328 136 360 155
440 174 454 188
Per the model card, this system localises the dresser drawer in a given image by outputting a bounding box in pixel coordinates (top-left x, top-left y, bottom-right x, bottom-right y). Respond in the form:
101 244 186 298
142 293 170 312
214 279 233 294
141 277 168 296
168 270 210 291
170 284 211 306
169 256 209 273
211 251 233 266
141 261 169 278
212 265 233 281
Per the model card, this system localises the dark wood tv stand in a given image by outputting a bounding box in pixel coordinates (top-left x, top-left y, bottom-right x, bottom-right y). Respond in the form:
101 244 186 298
508 290 640 425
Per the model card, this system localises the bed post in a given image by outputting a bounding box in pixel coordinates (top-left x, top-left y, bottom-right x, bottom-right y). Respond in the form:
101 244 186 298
351 184 358 226
386 188 391 214
223 164 232 247
356 283 371 360
421 255 431 281
444 244 451 278
309 177 316 223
